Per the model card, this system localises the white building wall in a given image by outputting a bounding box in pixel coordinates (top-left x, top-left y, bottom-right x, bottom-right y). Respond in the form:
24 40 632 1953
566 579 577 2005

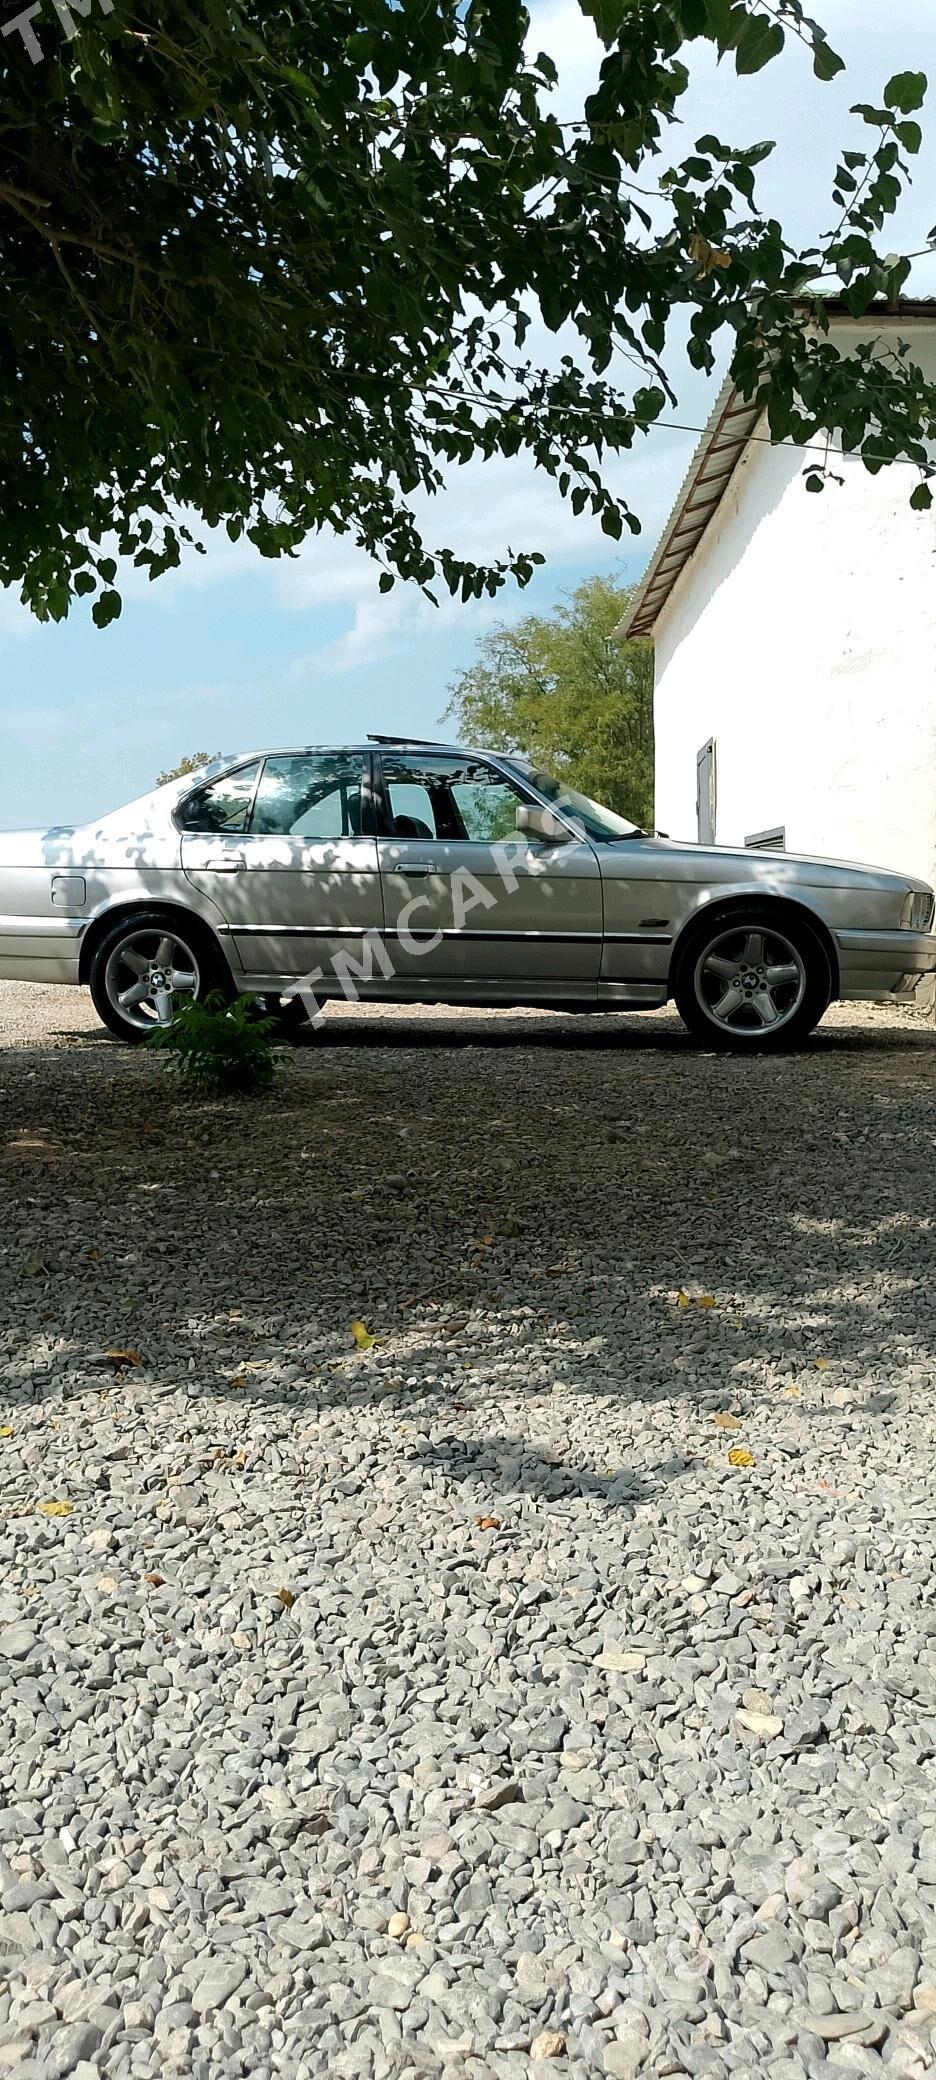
653 324 936 887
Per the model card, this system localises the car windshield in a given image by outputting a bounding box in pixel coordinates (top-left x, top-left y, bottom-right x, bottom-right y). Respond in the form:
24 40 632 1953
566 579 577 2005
512 767 641 842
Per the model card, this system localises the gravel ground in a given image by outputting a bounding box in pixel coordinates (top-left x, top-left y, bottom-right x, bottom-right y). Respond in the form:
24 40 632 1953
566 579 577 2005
1 982 936 2080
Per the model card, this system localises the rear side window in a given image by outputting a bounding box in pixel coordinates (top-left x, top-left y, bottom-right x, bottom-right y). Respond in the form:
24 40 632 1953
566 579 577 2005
249 754 368 838
177 763 261 833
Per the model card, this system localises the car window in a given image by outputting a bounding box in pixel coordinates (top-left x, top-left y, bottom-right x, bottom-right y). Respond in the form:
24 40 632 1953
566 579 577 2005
380 754 526 843
385 780 436 838
450 776 523 843
176 762 261 833
509 765 640 841
249 754 368 838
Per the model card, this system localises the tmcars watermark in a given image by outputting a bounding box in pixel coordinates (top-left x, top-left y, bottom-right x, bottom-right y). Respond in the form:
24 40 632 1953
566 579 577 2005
287 822 577 1027
2 0 111 64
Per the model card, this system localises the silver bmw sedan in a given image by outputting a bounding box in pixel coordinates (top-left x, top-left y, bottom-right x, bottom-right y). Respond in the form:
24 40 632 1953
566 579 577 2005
0 738 932 1051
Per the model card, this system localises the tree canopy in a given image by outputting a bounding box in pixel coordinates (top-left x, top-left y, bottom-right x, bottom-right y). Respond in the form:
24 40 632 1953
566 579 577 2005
0 0 932 626
446 575 654 827
155 753 219 786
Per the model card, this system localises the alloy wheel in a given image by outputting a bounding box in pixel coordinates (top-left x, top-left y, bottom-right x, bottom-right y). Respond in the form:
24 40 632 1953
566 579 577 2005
693 924 806 1036
103 928 201 1032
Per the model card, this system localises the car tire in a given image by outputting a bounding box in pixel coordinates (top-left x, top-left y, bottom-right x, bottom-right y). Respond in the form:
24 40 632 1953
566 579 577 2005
673 906 831 1052
89 910 229 1045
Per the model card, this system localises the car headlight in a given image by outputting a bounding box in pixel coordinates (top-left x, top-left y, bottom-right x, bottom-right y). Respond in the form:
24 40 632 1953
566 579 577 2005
900 890 935 930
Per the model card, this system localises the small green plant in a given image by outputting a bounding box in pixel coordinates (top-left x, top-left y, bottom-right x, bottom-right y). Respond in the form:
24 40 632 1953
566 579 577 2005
146 992 282 1096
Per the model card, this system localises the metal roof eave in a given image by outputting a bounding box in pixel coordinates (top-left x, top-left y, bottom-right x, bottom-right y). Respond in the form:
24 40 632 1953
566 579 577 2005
618 378 762 640
616 300 936 643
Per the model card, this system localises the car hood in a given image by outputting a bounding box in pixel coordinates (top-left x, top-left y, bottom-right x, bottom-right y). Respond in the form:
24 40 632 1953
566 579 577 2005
615 835 931 895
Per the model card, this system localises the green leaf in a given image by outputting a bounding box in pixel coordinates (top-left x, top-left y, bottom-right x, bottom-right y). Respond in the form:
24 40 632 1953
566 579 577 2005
92 590 122 629
576 0 628 44
734 16 784 75
884 72 928 115
812 38 845 83
910 482 933 512
703 0 732 41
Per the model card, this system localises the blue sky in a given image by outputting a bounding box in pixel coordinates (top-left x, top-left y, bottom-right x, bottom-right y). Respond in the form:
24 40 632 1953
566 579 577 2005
3 0 936 828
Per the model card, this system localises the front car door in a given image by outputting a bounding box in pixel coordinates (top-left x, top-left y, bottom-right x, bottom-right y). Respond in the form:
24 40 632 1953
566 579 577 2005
179 751 382 983
374 751 602 1000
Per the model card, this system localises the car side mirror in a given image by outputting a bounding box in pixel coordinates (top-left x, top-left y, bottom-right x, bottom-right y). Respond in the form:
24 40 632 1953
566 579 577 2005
516 804 574 843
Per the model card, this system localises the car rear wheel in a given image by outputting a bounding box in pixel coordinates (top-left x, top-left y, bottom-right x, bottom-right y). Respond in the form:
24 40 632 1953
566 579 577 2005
674 908 831 1051
89 912 226 1045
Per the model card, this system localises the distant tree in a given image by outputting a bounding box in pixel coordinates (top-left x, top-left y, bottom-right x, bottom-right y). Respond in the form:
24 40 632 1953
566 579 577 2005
156 753 218 786
445 577 654 827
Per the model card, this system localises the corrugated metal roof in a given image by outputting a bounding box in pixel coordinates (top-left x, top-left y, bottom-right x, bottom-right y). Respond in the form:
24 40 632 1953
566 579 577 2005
618 301 936 641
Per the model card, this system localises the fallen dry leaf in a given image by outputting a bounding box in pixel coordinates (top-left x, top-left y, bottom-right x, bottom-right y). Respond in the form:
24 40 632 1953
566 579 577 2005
474 1515 501 1531
22 1254 46 1277
276 1587 296 1609
38 1499 73 1517
0 1427 12 1440
104 1348 142 1369
727 1448 755 1469
143 1572 166 1588
697 1294 717 1309
785 1383 802 1398
712 1412 742 1431
350 1318 376 1351
813 1357 831 1370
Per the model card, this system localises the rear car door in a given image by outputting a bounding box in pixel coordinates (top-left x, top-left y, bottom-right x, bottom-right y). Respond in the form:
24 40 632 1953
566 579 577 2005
180 752 382 981
375 752 602 998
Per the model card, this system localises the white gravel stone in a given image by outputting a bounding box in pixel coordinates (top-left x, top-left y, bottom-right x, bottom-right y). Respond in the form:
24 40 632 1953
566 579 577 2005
0 985 934 2080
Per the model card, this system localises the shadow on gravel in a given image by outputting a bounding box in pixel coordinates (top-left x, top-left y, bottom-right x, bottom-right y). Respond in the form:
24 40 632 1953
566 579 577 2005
293 1012 936 1054
1 1011 935 1514
413 1436 679 1511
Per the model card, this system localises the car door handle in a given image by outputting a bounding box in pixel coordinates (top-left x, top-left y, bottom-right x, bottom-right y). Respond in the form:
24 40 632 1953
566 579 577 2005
398 863 433 877
205 859 241 872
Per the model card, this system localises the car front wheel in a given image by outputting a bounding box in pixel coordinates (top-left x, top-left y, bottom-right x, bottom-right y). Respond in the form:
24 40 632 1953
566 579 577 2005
674 908 831 1051
89 912 225 1045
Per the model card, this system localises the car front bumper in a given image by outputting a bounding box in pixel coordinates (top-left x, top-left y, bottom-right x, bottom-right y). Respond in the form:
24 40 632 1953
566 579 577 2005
0 914 84 984
836 927 936 1008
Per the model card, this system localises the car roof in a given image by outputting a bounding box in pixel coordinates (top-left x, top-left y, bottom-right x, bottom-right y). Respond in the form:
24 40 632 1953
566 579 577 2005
197 741 533 775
